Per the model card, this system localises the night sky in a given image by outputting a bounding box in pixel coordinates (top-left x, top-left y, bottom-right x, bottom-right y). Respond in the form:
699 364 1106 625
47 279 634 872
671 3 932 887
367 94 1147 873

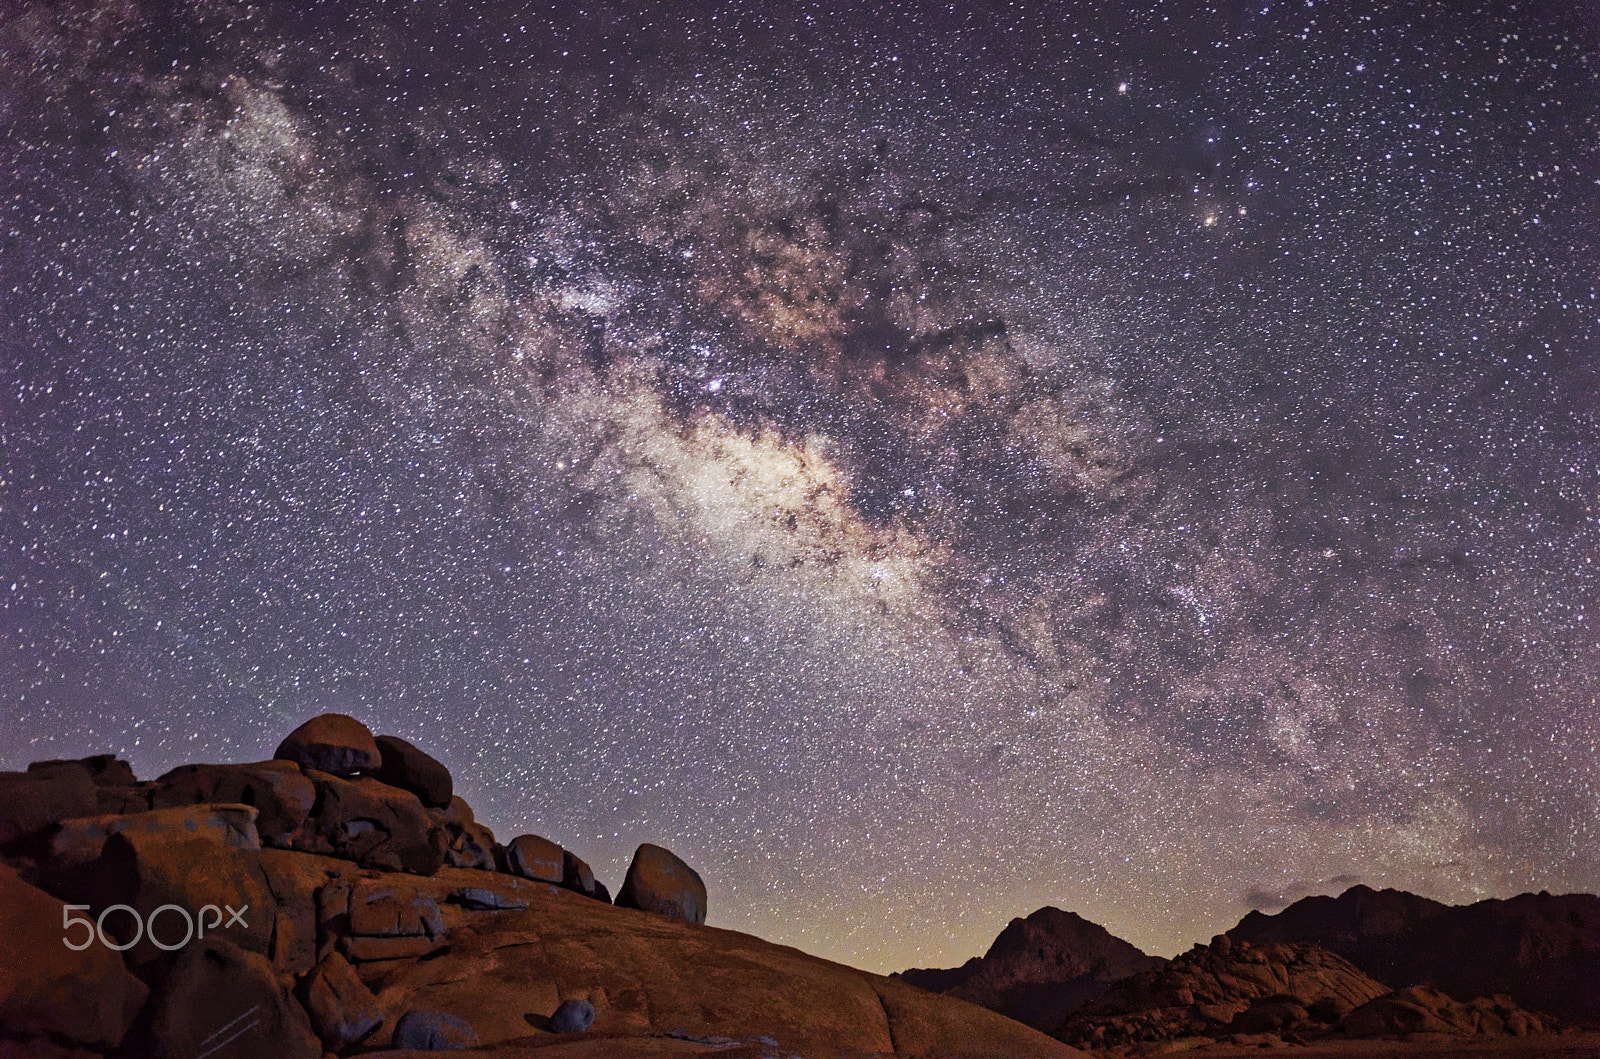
3 1 1598 973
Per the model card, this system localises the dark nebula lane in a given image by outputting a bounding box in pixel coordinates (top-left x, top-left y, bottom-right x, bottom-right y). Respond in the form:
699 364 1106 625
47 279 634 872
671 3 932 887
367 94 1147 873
2 0 1597 971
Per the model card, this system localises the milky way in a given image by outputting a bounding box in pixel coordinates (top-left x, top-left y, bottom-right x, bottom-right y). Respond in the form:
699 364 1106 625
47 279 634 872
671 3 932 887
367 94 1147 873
2 1 1598 971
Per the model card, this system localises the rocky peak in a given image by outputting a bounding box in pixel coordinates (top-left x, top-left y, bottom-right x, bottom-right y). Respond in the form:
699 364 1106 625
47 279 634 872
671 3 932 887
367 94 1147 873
896 905 1164 1032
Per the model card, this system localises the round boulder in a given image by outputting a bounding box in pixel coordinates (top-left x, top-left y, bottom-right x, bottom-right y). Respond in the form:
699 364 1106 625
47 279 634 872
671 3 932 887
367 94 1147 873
274 713 381 777
374 735 453 808
502 834 563 883
549 998 595 1034
614 843 707 925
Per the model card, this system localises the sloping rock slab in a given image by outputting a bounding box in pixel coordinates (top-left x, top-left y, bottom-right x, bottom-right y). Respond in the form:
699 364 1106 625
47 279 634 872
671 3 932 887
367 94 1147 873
132 938 321 1059
366 883 1079 1057
0 863 148 1051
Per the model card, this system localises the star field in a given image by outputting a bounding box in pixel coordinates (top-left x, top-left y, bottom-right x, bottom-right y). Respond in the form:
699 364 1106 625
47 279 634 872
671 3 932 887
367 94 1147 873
2 1 1598 972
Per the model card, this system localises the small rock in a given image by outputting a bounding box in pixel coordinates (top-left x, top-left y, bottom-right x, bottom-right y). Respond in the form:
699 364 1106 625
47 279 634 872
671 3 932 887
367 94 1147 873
274 713 381 777
391 1009 478 1050
549 998 595 1033
502 834 563 883
374 735 453 808
614 843 707 925
302 951 382 1050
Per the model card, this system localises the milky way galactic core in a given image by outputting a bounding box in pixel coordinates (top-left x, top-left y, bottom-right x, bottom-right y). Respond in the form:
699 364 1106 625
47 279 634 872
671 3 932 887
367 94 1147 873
2 1 1597 971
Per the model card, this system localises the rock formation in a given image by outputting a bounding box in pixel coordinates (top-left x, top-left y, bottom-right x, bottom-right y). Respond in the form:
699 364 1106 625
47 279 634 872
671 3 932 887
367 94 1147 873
0 714 1078 1058
373 735 455 808
273 712 383 776
360 881 1073 1056
0 762 99 845
132 937 322 1059
503 832 565 883
1055 932 1564 1051
1055 935 1392 1049
429 794 499 872
614 842 708 925
1229 883 1600 1023
300 951 382 1049
895 906 1165 1031
1335 984 1551 1039
147 760 316 847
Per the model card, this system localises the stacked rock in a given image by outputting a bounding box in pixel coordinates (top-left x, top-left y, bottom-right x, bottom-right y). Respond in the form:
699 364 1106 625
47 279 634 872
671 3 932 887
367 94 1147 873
0 712 709 1057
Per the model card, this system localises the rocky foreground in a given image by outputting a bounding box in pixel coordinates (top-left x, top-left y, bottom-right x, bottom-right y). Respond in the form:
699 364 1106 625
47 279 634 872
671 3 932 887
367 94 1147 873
6 713 1599 1059
0 714 1075 1058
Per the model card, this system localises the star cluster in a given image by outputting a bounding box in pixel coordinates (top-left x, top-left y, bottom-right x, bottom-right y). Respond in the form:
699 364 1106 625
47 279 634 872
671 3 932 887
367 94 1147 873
2 1 1598 971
